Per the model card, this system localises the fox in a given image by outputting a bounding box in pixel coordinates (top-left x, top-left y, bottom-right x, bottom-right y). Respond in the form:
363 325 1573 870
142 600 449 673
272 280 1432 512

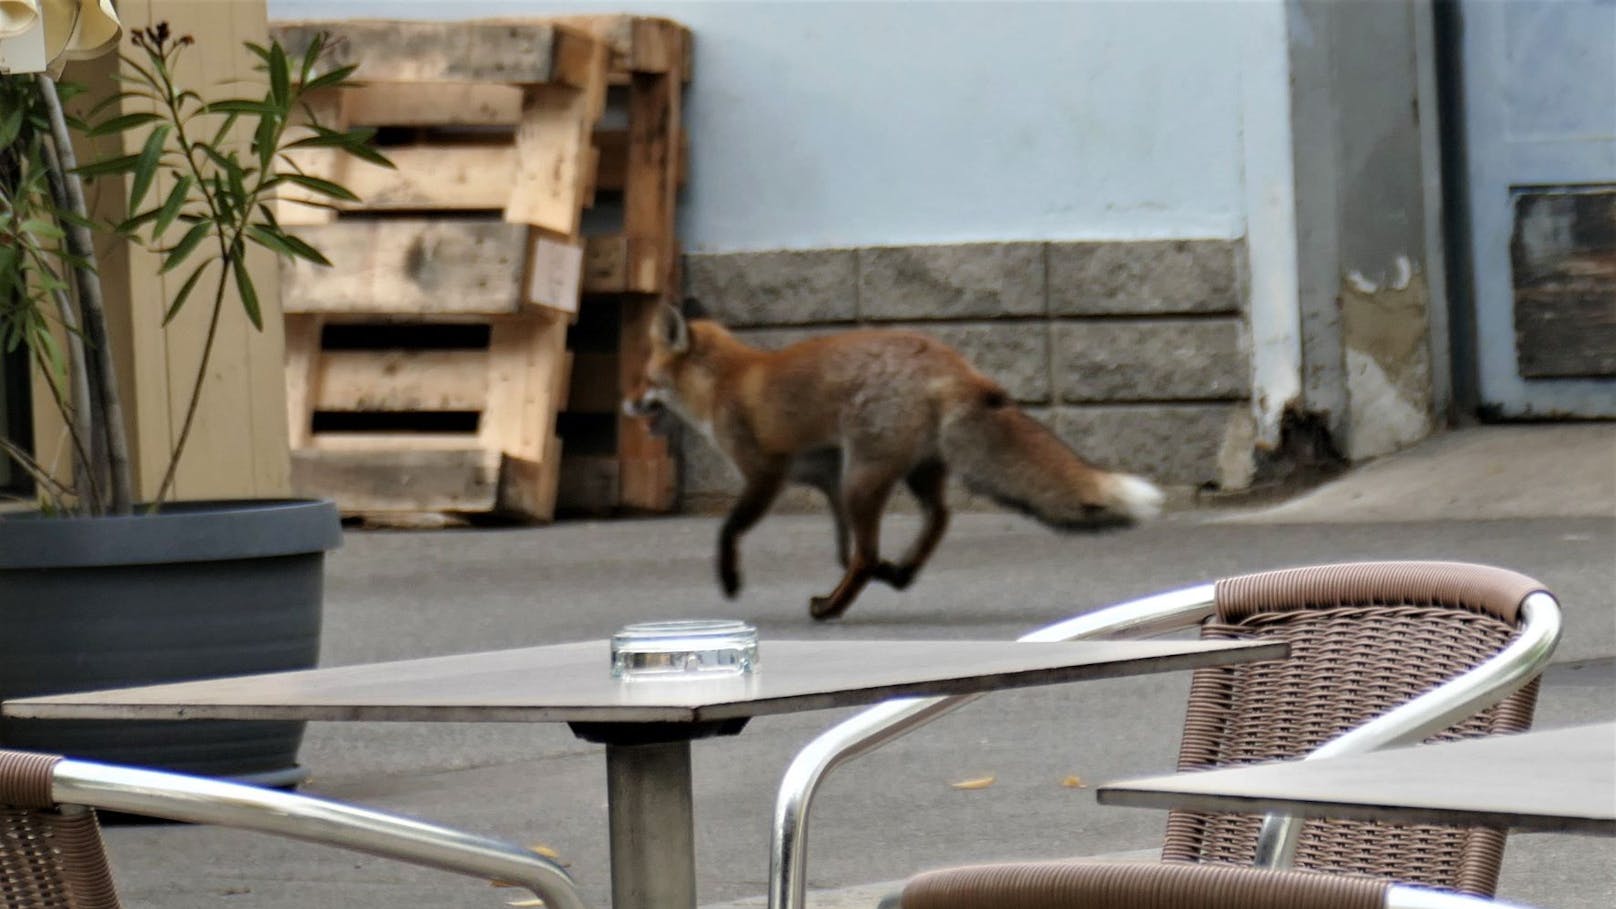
623 302 1166 621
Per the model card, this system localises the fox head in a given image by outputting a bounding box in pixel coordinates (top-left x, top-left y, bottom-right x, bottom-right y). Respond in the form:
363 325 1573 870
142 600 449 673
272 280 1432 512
622 300 717 436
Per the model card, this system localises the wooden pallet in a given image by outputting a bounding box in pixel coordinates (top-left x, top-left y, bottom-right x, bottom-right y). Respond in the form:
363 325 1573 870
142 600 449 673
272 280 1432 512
558 296 678 514
550 15 689 514
271 19 609 522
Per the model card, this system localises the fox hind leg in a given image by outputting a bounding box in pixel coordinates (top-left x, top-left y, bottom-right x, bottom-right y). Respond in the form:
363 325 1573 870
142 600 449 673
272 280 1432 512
873 460 949 591
809 464 900 621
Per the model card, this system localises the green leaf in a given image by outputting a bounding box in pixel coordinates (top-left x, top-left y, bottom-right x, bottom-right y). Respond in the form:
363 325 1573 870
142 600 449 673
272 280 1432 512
85 111 163 137
275 229 331 266
129 124 171 210
87 89 155 119
160 219 212 273
118 54 162 93
255 108 278 171
226 156 249 205
53 81 88 102
283 129 351 150
298 32 327 85
276 172 359 203
243 41 274 67
230 251 263 330
163 258 211 324
269 42 291 108
152 175 193 238
73 153 141 179
112 207 159 235
0 106 24 151
303 62 359 94
33 323 66 385
205 98 280 117
199 142 241 176
19 218 64 239
247 223 331 266
341 138 393 169
209 110 241 148
52 207 97 231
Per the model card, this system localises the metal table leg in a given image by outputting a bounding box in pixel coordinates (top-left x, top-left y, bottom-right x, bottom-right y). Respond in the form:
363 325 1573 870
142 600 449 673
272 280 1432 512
605 740 697 909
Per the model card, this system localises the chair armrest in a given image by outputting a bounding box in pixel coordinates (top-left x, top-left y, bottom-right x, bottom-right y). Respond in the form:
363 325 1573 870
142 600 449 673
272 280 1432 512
896 860 1534 909
900 860 1392 909
52 757 589 909
769 583 1219 909
1254 591 1562 867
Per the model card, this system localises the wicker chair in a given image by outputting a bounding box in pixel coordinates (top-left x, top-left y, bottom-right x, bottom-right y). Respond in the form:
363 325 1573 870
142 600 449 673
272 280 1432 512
0 749 588 909
770 561 1562 909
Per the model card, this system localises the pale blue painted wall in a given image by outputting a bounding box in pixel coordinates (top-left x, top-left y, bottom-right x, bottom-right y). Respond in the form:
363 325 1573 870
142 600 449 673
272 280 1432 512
267 0 1261 253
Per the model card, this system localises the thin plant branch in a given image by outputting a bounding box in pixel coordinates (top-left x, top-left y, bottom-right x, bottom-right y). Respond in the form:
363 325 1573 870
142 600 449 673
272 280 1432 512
36 128 107 510
36 73 133 513
0 435 71 512
151 257 228 506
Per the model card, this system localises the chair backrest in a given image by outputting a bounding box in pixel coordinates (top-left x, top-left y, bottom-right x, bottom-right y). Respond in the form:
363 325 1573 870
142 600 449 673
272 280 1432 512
1160 561 1546 897
0 751 121 909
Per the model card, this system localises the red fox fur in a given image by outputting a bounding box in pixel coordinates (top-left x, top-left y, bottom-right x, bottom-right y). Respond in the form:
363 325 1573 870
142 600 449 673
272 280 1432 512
625 304 1164 620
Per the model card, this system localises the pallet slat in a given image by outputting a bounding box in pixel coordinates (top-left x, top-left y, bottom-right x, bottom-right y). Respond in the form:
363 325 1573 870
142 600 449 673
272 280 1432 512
274 20 600 87
291 448 501 513
316 350 488 412
283 219 586 318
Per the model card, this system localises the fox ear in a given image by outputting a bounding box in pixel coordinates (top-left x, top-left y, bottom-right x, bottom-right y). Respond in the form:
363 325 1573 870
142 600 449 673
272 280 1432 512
655 303 690 354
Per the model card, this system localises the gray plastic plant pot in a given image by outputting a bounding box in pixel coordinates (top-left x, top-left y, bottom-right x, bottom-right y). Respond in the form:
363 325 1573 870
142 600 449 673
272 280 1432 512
0 499 341 786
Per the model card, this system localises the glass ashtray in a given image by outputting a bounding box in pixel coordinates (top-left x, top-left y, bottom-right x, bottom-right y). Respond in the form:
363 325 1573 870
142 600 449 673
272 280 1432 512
610 619 759 680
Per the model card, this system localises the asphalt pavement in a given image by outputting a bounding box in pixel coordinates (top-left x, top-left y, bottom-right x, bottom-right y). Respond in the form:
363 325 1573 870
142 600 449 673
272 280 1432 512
99 425 1615 909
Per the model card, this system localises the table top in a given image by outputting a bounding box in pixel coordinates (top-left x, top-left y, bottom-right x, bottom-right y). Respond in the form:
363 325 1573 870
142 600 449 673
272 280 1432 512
1097 721 1616 836
3 637 1284 725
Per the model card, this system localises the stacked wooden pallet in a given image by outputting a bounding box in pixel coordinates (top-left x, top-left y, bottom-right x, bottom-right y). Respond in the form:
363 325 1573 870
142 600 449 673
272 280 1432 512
553 15 689 515
269 18 676 523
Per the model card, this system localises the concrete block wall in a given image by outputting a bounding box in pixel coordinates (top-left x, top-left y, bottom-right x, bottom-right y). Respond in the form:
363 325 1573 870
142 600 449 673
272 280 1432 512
678 239 1255 511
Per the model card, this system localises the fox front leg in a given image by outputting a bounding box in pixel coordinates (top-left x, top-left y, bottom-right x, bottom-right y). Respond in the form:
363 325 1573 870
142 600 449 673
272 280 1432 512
717 462 788 598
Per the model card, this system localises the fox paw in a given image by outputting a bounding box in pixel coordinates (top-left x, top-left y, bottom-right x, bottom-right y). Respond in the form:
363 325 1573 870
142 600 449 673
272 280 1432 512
809 595 848 622
871 561 916 590
719 565 742 599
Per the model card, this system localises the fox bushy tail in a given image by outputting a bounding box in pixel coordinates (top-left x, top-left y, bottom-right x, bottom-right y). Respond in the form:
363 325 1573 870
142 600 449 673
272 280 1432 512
940 395 1164 529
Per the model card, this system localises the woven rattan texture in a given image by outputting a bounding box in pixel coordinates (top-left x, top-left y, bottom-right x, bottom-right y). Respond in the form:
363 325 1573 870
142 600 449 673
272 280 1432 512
1 751 121 909
902 859 1391 909
1213 561 1543 626
1160 596 1538 896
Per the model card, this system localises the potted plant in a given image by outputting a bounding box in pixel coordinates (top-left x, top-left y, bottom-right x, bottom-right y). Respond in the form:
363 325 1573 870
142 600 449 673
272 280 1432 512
0 20 385 784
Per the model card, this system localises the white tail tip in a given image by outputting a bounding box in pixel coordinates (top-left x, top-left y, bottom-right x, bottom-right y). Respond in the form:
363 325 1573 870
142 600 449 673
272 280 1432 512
1110 474 1166 521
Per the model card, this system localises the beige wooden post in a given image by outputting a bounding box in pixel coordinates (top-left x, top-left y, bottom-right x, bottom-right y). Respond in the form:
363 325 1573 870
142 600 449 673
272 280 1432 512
31 0 290 503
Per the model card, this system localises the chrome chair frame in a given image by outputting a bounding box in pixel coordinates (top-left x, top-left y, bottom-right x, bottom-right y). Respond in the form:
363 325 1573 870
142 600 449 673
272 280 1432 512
770 581 1561 909
43 757 589 909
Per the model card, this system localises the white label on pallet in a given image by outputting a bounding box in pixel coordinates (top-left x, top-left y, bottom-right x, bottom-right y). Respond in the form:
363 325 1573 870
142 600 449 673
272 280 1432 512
526 234 584 316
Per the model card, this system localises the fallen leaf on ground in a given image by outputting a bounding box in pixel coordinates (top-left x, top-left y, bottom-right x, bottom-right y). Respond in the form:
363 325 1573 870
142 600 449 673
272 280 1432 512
950 774 996 790
1061 775 1086 789
506 900 545 907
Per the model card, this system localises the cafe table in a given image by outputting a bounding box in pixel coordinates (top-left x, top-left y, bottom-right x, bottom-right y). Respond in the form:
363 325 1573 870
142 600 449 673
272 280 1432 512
1097 721 1615 836
5 635 1286 909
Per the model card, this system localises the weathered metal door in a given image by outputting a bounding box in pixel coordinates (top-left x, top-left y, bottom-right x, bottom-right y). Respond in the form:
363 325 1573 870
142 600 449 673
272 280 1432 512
1457 0 1616 417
